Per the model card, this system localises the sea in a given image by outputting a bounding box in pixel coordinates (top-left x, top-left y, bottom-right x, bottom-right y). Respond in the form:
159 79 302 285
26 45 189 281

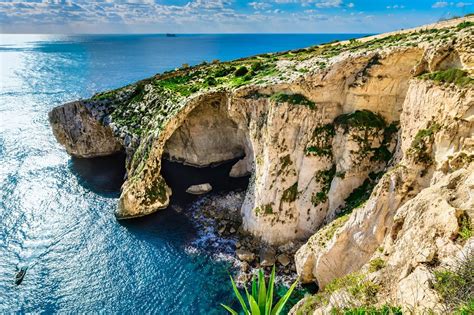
0 33 367 313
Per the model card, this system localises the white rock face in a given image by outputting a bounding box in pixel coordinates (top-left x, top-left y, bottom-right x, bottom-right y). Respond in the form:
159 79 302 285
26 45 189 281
229 158 251 178
163 97 246 167
186 183 212 195
49 101 123 158
294 77 474 311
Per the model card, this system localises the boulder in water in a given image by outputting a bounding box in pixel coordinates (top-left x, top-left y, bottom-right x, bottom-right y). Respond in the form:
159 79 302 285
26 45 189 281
186 183 212 195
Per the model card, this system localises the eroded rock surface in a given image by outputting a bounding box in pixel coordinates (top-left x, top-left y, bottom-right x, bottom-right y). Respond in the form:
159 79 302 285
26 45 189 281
49 101 122 158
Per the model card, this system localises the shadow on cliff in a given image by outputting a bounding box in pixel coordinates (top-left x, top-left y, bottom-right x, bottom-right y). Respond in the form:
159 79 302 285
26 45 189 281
68 151 126 198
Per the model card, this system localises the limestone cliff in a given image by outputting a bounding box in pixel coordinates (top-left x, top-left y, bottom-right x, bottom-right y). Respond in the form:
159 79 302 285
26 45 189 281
49 17 473 312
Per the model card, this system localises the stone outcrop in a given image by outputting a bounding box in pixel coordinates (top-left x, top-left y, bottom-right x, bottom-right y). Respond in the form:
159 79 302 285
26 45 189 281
49 101 122 158
49 16 473 312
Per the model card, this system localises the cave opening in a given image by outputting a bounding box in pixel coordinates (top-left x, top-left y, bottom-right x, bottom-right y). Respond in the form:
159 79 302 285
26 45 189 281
160 158 250 206
69 151 127 197
160 93 251 208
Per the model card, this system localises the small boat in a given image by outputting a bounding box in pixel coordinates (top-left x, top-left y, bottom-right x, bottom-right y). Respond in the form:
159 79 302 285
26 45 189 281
15 266 27 285
166 33 177 37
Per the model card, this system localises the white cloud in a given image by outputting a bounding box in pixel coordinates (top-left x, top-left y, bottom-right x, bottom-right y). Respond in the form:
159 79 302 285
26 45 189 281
386 4 405 9
456 2 472 7
432 1 449 8
314 0 342 8
432 1 472 8
249 1 272 10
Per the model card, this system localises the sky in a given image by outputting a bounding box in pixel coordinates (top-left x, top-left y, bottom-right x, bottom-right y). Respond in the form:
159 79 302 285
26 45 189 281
0 0 472 34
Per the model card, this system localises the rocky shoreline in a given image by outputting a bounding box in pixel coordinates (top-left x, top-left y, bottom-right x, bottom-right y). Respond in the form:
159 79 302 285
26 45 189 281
177 189 302 287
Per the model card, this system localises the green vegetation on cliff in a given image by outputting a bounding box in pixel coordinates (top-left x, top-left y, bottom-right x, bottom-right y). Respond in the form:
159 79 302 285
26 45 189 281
270 93 316 110
335 110 387 131
305 124 335 158
408 122 440 165
433 251 474 313
282 182 299 203
420 68 474 87
311 165 336 206
296 272 382 315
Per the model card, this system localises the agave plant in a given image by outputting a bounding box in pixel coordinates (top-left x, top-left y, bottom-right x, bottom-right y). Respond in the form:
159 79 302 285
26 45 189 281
221 266 299 315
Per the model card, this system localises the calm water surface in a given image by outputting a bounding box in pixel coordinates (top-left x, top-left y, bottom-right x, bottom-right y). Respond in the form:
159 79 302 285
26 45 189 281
0 33 366 313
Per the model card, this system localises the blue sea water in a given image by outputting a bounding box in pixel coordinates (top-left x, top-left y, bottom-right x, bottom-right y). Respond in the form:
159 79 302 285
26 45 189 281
0 33 367 313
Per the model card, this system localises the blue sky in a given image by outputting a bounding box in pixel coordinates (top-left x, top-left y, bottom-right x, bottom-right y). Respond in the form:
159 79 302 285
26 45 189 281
0 0 472 33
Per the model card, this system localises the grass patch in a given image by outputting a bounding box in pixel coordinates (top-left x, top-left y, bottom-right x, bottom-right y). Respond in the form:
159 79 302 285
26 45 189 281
311 165 336 206
314 214 351 248
306 124 335 158
433 250 474 313
420 68 474 87
297 273 380 314
409 123 440 165
335 110 386 131
271 92 316 110
331 305 402 315
337 172 382 218
91 89 119 101
368 258 385 273
457 212 472 241
457 21 474 30
282 182 299 203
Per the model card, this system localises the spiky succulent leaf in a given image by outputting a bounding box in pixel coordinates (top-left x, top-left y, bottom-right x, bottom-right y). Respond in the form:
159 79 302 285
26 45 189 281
221 304 238 315
258 269 267 313
270 278 299 315
229 275 249 314
249 295 261 315
265 266 276 315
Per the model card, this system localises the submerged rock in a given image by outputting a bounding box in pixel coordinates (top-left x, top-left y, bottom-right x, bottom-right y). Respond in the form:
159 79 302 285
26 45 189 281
186 183 212 195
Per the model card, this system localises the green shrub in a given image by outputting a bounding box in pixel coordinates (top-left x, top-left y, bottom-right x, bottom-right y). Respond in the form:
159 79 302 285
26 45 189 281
251 62 263 71
306 124 335 157
334 110 386 131
234 66 249 77
337 173 381 218
255 204 274 215
433 250 473 313
333 305 402 315
282 182 298 203
222 266 299 315
457 21 474 30
271 93 316 110
214 66 236 77
129 82 147 104
421 69 474 87
312 165 336 206
409 123 440 164
368 258 385 273
458 212 472 241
